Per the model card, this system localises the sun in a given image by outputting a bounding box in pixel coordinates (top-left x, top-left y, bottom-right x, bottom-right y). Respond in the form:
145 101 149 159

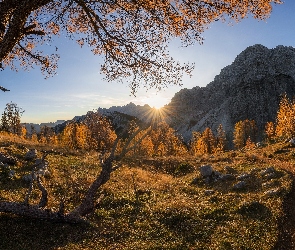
143 94 168 110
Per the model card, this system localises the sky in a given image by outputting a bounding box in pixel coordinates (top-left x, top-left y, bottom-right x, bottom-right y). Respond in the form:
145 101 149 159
1 1 295 124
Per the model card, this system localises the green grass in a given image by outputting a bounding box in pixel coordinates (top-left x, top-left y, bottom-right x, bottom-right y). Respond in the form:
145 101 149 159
0 134 294 249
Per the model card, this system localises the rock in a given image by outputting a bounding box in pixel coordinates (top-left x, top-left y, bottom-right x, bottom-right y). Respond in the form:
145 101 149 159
22 174 32 182
289 138 295 146
262 180 279 189
265 172 277 180
163 44 295 142
199 165 213 178
35 159 49 170
25 149 38 160
256 142 263 148
233 181 246 190
8 170 15 178
260 167 275 176
264 188 281 198
37 168 51 177
0 163 10 170
237 173 251 180
204 177 212 185
0 153 17 165
219 174 236 181
213 170 222 178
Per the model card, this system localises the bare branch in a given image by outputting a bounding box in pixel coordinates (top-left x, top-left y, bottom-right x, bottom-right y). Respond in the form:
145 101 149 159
0 85 10 92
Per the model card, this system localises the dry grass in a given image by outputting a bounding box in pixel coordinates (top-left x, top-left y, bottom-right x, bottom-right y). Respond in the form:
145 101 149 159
0 134 294 249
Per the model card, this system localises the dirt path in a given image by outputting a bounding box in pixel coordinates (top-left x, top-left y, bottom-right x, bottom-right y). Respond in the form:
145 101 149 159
274 175 295 249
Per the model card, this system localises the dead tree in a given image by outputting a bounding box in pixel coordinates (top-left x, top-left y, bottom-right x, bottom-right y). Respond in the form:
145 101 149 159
0 126 151 223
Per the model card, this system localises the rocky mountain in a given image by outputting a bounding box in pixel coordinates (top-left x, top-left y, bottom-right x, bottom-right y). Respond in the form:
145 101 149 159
165 44 295 141
54 105 149 134
52 44 295 144
98 103 153 123
23 120 66 134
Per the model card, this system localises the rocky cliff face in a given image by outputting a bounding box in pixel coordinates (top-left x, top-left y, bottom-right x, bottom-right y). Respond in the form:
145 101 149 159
166 44 295 141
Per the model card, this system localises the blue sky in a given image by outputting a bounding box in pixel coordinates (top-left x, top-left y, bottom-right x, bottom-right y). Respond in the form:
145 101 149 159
1 1 295 123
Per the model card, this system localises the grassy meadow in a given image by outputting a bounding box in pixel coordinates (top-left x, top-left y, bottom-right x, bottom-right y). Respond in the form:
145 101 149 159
0 132 294 249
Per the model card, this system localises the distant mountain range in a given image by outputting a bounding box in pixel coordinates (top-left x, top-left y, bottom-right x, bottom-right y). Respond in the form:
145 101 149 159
32 44 295 143
23 120 66 133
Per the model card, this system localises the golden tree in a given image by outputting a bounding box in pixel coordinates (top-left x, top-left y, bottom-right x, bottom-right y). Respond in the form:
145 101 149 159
151 121 186 156
233 119 257 149
0 0 281 93
194 127 216 154
265 121 275 142
83 112 117 151
275 94 295 139
190 131 202 155
216 124 227 152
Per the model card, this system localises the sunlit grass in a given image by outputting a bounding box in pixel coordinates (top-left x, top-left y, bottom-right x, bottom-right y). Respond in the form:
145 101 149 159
0 135 293 249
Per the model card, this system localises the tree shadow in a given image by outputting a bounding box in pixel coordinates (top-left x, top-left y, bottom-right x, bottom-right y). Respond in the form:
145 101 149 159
0 214 94 250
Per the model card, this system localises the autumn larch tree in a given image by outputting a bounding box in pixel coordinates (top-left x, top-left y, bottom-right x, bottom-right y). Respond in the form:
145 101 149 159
216 124 227 152
0 0 281 93
233 119 257 149
275 94 295 139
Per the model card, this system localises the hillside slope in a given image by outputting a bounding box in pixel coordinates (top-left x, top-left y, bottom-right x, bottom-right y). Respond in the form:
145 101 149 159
166 44 295 141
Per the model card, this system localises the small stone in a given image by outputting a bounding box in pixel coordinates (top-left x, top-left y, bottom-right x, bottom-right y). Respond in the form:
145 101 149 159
22 174 33 182
199 165 213 178
289 138 295 146
237 173 251 180
264 188 281 198
265 172 277 180
262 180 279 189
260 167 275 176
233 181 246 190
8 170 15 178
22 173 37 182
25 149 38 160
256 142 263 148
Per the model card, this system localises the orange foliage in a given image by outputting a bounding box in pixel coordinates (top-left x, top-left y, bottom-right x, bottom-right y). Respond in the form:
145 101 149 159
0 0 281 92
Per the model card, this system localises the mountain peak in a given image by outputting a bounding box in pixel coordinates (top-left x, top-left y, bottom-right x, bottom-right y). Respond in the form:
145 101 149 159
167 44 295 142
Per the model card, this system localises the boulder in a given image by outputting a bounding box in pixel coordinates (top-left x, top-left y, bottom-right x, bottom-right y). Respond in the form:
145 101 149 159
199 165 213 178
260 167 275 176
233 181 246 190
25 149 38 160
22 174 35 182
0 153 17 165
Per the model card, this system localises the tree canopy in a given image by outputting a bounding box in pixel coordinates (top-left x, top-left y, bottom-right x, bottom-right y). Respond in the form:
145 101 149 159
0 0 281 93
